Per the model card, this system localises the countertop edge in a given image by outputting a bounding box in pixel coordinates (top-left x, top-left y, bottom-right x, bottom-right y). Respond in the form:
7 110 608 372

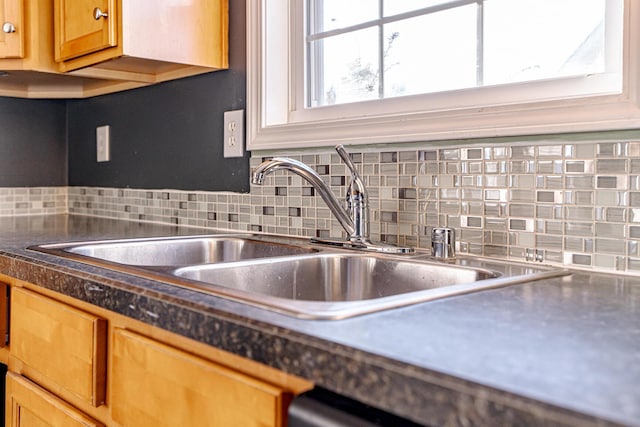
0 251 628 427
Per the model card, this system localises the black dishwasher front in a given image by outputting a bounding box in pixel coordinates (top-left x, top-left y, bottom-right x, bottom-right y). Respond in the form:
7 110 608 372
288 387 425 427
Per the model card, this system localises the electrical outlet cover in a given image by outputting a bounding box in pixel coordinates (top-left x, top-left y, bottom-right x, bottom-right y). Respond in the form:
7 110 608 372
96 125 110 162
223 110 244 158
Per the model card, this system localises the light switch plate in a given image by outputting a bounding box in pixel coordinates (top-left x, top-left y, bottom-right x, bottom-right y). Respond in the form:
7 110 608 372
223 110 244 158
96 125 110 162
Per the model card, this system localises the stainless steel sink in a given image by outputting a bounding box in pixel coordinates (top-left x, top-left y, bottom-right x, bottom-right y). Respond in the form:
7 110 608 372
172 253 565 319
175 253 498 301
34 235 316 267
30 234 569 319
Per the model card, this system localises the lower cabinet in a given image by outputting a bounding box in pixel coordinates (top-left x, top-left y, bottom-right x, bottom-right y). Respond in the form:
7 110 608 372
111 328 290 426
6 373 103 427
5 283 311 427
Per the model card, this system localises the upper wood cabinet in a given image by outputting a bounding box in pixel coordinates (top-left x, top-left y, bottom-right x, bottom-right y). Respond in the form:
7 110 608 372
0 0 24 58
55 0 229 85
55 0 116 62
0 0 228 98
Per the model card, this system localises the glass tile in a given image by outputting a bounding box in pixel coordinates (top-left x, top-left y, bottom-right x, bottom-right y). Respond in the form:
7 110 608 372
597 159 627 174
575 143 595 158
566 176 594 189
629 193 640 207
606 207 626 222
441 149 459 160
511 146 535 159
630 226 640 239
536 191 557 203
509 204 534 218
565 221 594 236
399 151 417 162
509 218 533 231
597 142 625 157
564 237 584 252
565 206 594 221
462 148 483 160
485 218 507 231
484 189 507 201
595 238 626 255
485 175 508 188
511 189 535 202
493 146 509 159
571 254 591 266
511 160 535 174
462 188 482 200
536 235 562 250
537 145 563 157
595 223 625 238
418 150 438 161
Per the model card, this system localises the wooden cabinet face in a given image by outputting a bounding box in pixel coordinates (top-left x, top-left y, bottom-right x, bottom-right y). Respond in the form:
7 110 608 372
6 372 104 427
54 0 117 61
0 0 24 58
111 328 290 427
10 288 107 407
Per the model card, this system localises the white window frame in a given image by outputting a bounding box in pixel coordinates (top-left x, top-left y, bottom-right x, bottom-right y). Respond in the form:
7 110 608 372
247 0 638 151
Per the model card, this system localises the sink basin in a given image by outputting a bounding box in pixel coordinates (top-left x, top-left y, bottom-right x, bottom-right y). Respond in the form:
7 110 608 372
172 253 567 319
30 235 569 319
33 235 316 267
175 253 498 301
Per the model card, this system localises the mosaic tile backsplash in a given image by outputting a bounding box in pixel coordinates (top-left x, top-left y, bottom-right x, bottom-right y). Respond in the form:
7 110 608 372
56 139 640 275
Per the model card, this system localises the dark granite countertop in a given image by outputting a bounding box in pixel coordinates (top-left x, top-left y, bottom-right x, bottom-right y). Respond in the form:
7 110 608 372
0 215 638 426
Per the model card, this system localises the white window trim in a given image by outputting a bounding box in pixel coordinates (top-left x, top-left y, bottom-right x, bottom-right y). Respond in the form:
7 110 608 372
247 0 639 151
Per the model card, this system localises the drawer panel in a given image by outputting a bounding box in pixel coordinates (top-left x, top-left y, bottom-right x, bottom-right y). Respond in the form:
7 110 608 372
112 328 290 427
10 288 107 407
6 372 104 427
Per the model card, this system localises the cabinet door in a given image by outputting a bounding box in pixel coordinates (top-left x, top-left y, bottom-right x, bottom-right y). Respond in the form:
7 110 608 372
6 372 104 427
10 287 107 407
54 0 117 61
0 0 23 58
111 328 291 427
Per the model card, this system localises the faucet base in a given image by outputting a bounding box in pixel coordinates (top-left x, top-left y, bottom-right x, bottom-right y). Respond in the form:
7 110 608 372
311 237 415 254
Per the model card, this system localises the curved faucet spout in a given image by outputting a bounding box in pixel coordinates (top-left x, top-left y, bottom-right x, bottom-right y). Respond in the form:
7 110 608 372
251 146 414 254
252 157 355 236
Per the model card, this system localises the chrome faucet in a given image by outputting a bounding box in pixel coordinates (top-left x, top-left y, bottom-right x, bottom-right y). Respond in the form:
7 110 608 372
252 145 413 254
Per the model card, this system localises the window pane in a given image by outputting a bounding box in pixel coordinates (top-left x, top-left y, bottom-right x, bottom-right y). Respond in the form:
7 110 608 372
383 6 477 97
384 0 453 17
309 27 380 107
310 0 379 34
483 0 606 85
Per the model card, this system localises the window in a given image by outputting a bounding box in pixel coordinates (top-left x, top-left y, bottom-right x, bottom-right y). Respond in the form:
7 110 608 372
247 0 635 150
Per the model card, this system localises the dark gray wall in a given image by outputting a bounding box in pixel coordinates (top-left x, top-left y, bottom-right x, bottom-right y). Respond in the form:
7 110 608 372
67 0 249 192
0 97 67 186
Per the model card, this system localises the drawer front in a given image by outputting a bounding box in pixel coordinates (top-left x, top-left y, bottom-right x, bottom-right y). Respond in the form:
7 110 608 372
6 372 104 427
112 328 289 427
10 288 107 407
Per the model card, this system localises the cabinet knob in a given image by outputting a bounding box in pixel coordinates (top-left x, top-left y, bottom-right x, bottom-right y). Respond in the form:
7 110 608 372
2 22 16 33
93 7 108 20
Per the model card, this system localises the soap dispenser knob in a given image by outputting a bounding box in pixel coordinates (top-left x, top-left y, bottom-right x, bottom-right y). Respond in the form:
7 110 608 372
431 227 456 259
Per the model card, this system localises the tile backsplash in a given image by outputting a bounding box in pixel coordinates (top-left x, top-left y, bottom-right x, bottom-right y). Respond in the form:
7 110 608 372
0 187 67 216
27 138 640 275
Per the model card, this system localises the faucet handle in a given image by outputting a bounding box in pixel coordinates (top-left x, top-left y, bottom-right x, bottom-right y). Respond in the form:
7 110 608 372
335 145 361 180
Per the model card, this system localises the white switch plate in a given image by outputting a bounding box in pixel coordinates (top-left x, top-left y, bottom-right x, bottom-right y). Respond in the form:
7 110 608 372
96 125 110 162
223 110 244 158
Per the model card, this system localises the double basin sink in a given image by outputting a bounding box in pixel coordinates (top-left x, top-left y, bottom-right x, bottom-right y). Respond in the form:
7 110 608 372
31 234 568 319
